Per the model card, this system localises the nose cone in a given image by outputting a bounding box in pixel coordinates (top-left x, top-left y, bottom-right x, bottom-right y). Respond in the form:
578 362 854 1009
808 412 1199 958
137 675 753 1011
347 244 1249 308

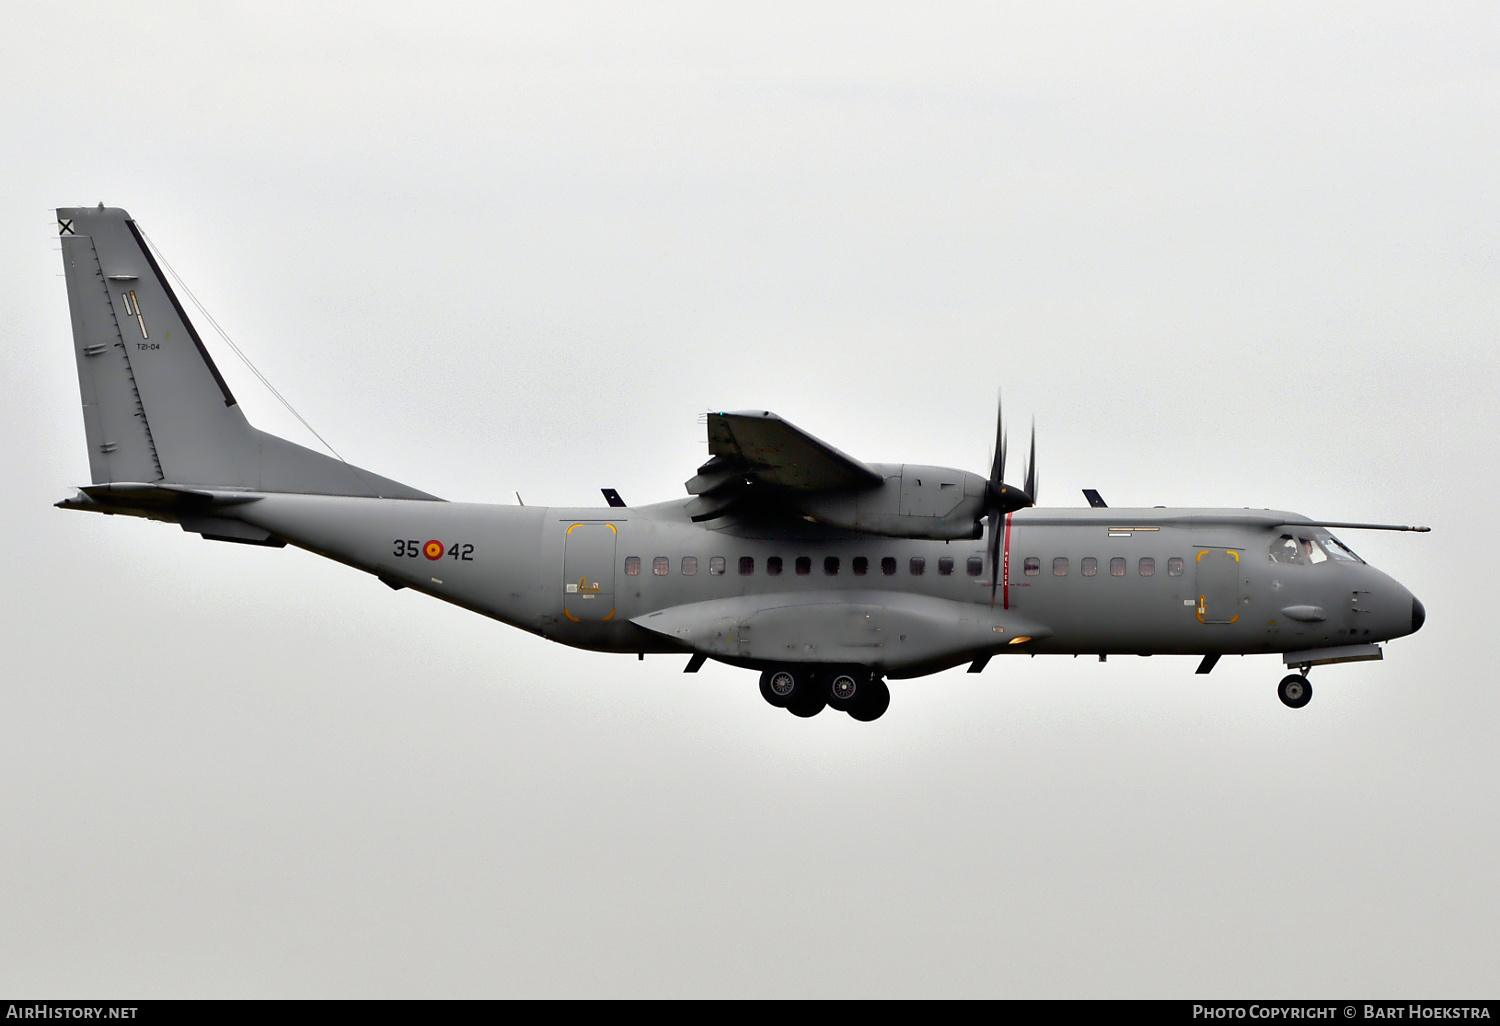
1411 596 1426 635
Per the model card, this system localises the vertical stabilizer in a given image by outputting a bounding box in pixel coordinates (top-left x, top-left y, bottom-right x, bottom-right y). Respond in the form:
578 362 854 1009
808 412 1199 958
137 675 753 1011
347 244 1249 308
56 206 435 499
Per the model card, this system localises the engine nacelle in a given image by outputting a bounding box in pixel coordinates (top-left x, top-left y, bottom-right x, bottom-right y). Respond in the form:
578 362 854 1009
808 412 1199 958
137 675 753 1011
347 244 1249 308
788 464 988 540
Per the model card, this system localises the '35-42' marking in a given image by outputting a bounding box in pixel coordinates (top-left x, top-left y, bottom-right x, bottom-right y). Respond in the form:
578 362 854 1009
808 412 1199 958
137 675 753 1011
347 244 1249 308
393 539 474 561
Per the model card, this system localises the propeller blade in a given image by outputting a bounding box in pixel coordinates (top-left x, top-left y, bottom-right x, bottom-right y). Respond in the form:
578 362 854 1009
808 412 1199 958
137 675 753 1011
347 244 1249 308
1023 421 1038 505
988 509 1003 606
988 393 1006 486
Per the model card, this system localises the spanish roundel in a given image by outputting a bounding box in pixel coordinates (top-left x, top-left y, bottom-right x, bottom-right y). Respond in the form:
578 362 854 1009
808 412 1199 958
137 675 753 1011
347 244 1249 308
423 539 444 560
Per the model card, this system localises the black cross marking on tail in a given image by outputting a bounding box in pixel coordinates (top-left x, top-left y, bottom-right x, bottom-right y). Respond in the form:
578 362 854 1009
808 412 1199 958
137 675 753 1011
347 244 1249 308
57 218 75 236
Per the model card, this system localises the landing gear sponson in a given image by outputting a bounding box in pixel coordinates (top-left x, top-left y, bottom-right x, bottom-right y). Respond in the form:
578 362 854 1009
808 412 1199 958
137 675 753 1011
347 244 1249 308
759 668 891 721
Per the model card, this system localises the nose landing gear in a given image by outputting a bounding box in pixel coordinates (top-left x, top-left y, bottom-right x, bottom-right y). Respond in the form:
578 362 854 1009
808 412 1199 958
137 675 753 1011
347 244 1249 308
1277 672 1313 709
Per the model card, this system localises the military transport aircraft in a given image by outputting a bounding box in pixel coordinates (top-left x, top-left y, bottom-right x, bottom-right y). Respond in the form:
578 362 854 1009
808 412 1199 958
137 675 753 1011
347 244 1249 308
54 205 1427 721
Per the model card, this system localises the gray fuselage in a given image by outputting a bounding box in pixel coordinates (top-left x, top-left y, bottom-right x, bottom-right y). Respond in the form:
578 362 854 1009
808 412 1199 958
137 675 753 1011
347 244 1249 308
230 496 1420 677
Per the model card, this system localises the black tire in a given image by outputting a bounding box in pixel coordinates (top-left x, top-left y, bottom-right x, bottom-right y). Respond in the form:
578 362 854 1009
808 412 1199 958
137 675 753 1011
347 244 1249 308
847 678 891 721
787 684 827 718
1278 674 1312 709
759 669 797 708
826 671 862 711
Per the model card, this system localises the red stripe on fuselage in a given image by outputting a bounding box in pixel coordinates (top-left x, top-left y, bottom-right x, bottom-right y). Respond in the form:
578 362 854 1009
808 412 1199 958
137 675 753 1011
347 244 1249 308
1003 512 1013 609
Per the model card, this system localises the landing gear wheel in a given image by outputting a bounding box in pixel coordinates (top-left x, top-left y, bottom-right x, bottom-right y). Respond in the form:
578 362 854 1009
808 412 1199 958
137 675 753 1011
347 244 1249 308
847 678 891 722
786 685 827 718
759 669 797 708
826 672 862 711
1278 674 1312 709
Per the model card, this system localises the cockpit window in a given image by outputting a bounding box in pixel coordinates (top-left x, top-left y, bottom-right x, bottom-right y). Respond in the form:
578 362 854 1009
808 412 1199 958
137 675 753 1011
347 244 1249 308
1269 534 1304 565
1316 532 1363 562
1272 530 1365 566
1300 537 1329 564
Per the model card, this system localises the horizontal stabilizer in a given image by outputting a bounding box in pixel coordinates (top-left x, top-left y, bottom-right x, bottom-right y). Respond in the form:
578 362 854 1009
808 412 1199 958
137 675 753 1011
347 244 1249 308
59 480 257 515
57 481 280 545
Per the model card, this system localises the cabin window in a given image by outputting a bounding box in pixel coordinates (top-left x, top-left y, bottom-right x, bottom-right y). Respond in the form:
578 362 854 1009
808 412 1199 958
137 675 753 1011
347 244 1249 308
938 557 954 576
709 556 726 576
1053 557 1069 577
653 556 670 576
910 556 926 575
1023 557 1040 577
967 556 984 576
1110 557 1126 577
1300 537 1329 564
1081 557 1098 577
824 556 840 575
1167 557 1183 577
1139 557 1155 577
795 556 811 576
738 556 755 575
624 556 641 576
682 556 698 576
881 556 897 576
852 556 868 576
766 556 783 576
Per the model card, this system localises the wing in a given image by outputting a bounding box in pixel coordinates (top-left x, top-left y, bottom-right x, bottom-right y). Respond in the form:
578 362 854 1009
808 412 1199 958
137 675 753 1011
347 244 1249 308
685 411 883 521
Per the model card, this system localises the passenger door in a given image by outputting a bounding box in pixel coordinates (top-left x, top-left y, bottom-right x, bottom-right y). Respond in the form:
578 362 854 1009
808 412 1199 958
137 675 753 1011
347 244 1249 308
1195 547 1242 624
563 522 617 622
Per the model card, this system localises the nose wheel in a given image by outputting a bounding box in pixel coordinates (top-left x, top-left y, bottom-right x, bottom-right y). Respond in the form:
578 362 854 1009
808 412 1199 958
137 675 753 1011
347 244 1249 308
1277 673 1312 709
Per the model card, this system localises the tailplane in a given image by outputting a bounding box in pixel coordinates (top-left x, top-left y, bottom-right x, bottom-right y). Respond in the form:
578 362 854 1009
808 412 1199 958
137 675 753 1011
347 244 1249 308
57 205 434 500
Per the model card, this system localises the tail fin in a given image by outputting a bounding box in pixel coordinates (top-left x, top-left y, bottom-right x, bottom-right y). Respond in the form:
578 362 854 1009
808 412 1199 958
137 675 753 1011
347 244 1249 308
57 205 435 499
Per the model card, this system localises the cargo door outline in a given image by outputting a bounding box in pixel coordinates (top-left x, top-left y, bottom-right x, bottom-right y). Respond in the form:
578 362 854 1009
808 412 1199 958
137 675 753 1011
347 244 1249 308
1195 547 1242 624
563 522 617 622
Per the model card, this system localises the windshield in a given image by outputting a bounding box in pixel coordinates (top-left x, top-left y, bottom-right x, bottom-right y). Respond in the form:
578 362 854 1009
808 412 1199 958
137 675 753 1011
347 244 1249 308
1268 531 1364 566
1315 531 1363 563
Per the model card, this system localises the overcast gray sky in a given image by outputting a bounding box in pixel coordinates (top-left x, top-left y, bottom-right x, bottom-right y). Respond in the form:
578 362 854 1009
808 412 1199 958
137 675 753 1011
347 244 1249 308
2 1 1496 998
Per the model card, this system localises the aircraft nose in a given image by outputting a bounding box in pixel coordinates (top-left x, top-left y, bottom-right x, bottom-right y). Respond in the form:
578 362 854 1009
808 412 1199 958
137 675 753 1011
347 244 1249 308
1411 596 1426 635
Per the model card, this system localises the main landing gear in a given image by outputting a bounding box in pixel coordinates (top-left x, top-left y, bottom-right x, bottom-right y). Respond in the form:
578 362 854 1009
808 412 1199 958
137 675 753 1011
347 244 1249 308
1277 672 1313 709
758 668 890 721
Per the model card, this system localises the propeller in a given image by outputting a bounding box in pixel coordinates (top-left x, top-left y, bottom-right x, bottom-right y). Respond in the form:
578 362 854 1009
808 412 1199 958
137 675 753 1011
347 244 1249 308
981 396 1037 605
